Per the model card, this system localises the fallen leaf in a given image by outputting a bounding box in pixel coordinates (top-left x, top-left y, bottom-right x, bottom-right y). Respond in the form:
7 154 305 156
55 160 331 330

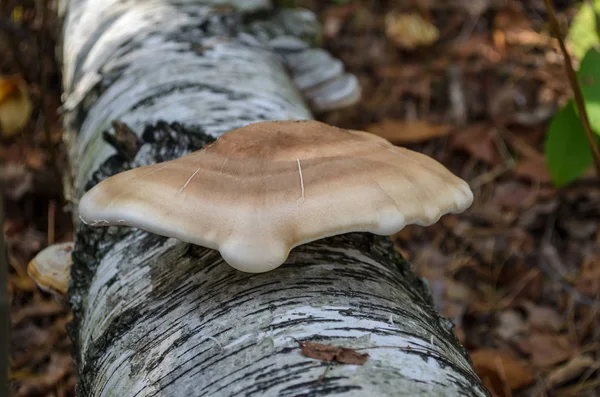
0 75 33 138
295 341 368 365
546 354 595 388
514 155 552 183
385 12 439 50
11 300 66 326
471 348 535 396
368 119 449 144
334 347 369 365
12 353 73 397
450 123 501 166
515 333 575 368
574 254 600 298
492 181 537 209
447 36 501 62
494 7 533 38
521 301 564 332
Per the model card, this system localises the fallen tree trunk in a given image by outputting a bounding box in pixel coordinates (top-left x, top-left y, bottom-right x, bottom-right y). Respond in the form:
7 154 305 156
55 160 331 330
60 1 489 396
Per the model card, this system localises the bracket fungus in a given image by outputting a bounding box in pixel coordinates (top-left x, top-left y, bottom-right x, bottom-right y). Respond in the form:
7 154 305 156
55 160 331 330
79 120 473 273
27 242 74 296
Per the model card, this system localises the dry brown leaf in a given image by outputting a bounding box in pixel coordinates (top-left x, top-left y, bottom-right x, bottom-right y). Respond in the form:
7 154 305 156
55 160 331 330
546 354 595 388
368 119 450 144
385 12 439 50
516 333 575 368
471 348 535 396
11 300 66 326
450 123 501 165
0 75 33 138
521 301 564 332
492 181 537 209
295 341 369 365
446 35 502 63
12 353 73 397
574 254 600 299
514 156 552 183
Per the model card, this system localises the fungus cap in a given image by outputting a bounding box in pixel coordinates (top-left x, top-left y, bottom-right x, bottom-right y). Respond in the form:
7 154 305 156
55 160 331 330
27 242 74 295
79 120 473 273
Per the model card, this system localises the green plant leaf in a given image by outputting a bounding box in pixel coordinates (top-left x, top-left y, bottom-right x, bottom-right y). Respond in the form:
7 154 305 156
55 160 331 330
568 1 600 59
545 101 594 186
578 47 600 135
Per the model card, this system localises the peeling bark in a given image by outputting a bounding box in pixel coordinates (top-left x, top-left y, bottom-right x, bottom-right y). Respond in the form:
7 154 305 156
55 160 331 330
61 1 489 396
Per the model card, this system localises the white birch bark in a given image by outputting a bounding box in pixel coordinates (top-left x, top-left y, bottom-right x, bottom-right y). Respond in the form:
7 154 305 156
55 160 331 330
60 1 489 396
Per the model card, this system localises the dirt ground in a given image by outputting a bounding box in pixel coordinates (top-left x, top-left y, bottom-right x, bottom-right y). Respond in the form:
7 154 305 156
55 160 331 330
1 1 599 396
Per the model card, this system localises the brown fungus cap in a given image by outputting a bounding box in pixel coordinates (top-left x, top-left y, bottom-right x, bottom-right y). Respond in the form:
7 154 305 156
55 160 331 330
79 120 473 273
27 242 74 296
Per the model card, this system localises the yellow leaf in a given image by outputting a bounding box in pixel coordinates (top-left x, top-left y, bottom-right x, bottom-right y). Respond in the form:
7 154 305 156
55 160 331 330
10 6 23 23
385 12 439 50
0 75 33 138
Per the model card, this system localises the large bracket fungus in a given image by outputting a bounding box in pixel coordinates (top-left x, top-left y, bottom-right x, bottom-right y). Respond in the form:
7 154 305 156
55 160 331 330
78 120 473 272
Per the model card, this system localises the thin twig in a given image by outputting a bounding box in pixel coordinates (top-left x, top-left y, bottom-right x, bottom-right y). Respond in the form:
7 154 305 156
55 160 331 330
47 200 55 246
543 0 600 177
0 198 9 397
37 0 58 179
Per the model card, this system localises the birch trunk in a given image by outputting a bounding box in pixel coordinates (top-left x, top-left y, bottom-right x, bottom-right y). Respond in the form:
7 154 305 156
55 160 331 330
61 1 489 396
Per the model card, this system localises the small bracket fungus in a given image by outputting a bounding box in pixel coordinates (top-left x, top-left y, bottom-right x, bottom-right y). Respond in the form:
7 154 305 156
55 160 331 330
79 120 473 273
27 242 74 296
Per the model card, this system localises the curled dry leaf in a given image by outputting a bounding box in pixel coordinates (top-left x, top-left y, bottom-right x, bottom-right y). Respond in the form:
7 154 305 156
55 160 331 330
294 340 368 365
0 75 33 138
367 119 450 144
385 12 439 50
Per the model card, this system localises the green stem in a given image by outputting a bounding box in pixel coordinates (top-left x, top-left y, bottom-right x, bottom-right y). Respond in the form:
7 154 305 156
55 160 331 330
544 0 600 178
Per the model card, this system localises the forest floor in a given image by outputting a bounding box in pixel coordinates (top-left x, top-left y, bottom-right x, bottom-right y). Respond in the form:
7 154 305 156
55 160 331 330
1 1 599 396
